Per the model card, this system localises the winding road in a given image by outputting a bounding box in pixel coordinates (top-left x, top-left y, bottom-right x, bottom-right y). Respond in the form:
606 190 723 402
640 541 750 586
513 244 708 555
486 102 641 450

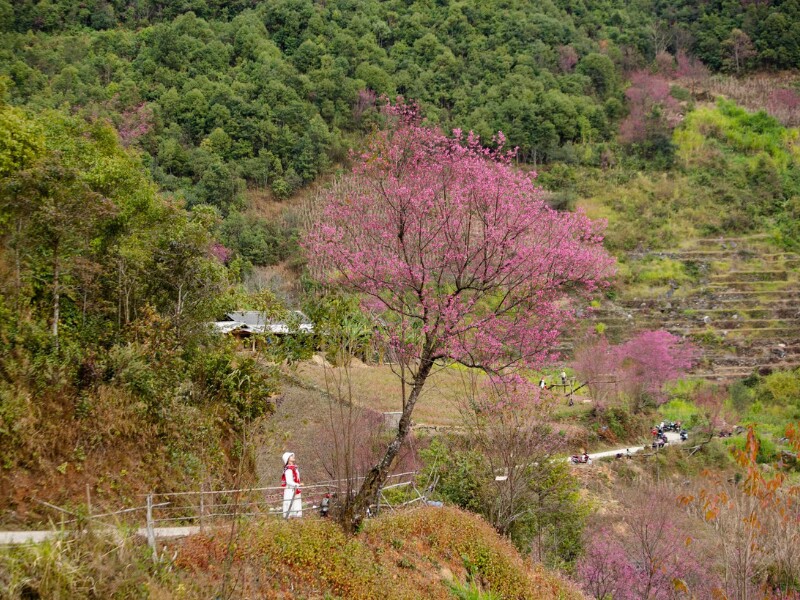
569 431 683 463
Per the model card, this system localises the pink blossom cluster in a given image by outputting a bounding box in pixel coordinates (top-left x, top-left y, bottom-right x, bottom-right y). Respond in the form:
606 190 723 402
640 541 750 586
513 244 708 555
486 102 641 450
209 242 231 264
304 101 615 381
578 523 712 600
614 330 697 404
573 330 697 406
117 103 154 146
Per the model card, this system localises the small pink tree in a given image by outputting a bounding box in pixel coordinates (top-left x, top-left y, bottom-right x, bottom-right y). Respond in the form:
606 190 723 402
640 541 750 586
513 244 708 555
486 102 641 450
558 45 579 73
614 330 697 412
692 384 734 442
675 50 709 94
578 529 639 600
304 102 615 530
572 333 618 405
619 70 682 145
572 330 696 410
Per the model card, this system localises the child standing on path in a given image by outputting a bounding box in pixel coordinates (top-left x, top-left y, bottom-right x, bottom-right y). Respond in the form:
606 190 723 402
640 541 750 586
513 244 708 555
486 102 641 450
281 452 302 518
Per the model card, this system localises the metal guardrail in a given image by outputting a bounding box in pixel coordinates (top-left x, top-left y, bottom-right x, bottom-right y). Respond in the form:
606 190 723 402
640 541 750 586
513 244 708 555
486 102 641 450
13 472 424 558
138 471 421 559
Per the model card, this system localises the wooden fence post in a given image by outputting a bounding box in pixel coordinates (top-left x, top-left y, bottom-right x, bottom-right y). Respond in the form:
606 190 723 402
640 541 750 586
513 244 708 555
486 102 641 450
199 489 205 533
85 483 92 533
146 493 157 563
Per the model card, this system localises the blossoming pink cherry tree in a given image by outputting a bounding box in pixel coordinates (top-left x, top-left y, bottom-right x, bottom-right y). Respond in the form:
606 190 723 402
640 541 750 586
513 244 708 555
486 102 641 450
304 103 615 530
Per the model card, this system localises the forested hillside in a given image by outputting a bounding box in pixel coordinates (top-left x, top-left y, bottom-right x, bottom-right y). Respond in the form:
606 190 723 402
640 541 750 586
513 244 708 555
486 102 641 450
2 0 632 204
0 99 281 523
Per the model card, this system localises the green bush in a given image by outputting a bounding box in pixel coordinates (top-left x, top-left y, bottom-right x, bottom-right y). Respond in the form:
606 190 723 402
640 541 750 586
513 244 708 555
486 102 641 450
659 399 700 427
191 346 277 423
419 436 488 514
420 435 587 570
670 85 692 102
730 380 755 413
762 370 800 407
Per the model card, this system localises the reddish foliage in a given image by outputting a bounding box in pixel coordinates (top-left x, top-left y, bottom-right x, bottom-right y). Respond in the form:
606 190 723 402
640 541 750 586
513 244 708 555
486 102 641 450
619 70 682 144
117 103 154 146
681 426 800 598
558 45 579 73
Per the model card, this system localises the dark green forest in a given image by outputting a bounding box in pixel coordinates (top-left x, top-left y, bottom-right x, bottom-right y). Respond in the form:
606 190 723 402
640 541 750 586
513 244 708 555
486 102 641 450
6 0 800 266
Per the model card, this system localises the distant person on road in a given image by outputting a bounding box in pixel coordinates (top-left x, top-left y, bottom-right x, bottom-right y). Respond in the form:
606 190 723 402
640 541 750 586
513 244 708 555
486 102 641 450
539 377 547 389
281 452 302 518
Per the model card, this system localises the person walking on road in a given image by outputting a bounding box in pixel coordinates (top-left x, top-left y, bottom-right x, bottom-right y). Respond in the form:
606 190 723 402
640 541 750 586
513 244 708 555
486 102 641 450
281 451 302 518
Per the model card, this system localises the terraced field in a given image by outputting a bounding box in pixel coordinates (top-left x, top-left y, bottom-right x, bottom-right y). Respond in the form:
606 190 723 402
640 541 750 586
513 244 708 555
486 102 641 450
587 235 800 382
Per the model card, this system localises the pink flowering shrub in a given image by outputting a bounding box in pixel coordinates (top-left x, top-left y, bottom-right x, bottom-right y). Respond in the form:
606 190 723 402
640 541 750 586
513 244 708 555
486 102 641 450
209 242 231 264
619 71 682 145
578 488 720 599
117 103 154 146
572 331 696 410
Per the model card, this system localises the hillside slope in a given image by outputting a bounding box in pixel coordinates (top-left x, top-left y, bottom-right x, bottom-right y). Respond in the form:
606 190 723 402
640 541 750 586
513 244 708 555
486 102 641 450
174 506 586 600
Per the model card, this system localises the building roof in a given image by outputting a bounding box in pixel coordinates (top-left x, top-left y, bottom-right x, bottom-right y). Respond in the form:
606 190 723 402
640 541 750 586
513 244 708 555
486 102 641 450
210 310 313 335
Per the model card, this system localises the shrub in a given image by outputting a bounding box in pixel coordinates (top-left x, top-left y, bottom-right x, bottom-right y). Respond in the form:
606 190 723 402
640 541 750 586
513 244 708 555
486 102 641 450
762 370 800 407
730 380 756 413
659 399 700 427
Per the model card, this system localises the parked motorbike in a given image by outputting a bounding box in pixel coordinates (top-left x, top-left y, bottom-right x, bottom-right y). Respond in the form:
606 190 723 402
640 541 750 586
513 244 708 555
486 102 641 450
570 453 592 465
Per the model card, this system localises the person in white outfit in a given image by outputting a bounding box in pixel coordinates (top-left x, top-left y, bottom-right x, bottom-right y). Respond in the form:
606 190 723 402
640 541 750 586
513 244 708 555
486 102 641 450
281 451 302 518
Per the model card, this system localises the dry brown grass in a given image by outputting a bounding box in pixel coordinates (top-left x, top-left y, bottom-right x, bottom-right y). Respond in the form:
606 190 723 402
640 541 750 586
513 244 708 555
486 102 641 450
705 72 800 125
294 361 484 427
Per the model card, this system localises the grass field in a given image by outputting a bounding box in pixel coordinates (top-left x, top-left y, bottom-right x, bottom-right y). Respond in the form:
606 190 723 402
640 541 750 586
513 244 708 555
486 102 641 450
294 361 478 427
292 359 592 426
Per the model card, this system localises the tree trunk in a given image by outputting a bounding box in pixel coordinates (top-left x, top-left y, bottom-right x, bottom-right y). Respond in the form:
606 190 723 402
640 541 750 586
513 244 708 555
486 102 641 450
14 217 22 310
341 350 435 533
118 261 123 329
52 241 60 349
